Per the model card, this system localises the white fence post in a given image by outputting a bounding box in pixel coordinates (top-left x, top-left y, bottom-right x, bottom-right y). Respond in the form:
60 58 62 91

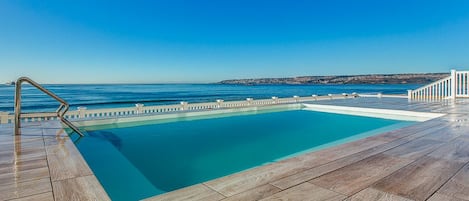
216 99 224 108
77 107 87 119
407 90 412 100
0 112 8 124
135 103 144 114
293 95 299 102
180 101 188 110
246 98 253 105
450 69 457 100
272 96 278 104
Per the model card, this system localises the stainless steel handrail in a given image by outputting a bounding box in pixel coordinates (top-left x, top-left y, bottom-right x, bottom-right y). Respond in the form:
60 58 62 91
14 77 84 136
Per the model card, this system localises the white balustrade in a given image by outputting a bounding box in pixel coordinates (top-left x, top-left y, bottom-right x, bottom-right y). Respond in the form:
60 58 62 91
455 71 469 97
408 70 453 100
0 94 358 124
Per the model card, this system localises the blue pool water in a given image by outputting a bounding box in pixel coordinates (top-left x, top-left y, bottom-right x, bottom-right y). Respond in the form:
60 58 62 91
74 108 413 201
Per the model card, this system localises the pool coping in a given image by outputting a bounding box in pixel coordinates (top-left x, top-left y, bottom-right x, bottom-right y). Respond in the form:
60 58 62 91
303 103 445 122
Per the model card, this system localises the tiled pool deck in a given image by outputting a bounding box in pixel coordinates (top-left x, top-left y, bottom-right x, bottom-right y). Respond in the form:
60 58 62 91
0 121 109 201
1 97 469 201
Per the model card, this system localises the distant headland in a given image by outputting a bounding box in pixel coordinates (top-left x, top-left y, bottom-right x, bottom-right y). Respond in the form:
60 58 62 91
218 73 449 85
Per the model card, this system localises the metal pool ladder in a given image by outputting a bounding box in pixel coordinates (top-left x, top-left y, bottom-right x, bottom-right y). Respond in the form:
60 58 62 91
14 77 84 136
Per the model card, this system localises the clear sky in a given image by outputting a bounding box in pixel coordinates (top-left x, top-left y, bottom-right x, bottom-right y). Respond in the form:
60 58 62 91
1 0 469 83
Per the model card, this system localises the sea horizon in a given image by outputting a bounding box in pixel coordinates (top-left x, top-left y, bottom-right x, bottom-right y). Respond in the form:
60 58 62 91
0 83 421 113
3 71 448 85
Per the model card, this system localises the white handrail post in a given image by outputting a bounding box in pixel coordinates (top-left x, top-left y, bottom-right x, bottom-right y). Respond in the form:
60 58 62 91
216 99 224 108
293 95 299 102
450 69 457 100
246 98 253 105
135 103 144 114
0 112 8 124
77 107 87 119
180 101 188 110
272 96 278 104
407 90 412 100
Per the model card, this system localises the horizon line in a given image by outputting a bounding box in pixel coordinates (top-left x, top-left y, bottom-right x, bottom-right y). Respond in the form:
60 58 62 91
3 71 451 85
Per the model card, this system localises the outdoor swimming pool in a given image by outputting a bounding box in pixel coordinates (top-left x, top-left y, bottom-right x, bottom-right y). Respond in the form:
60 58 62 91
74 107 414 201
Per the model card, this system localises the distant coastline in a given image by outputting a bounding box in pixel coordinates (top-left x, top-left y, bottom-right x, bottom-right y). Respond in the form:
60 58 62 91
218 73 449 85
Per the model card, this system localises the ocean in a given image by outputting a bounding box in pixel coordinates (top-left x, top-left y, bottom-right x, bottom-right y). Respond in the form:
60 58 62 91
0 84 421 113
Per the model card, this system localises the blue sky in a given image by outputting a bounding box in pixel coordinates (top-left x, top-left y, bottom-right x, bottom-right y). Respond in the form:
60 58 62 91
1 0 469 83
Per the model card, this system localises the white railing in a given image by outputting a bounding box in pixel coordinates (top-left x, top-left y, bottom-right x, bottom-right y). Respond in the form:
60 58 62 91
455 70 469 97
408 69 469 100
408 76 452 100
0 93 357 124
